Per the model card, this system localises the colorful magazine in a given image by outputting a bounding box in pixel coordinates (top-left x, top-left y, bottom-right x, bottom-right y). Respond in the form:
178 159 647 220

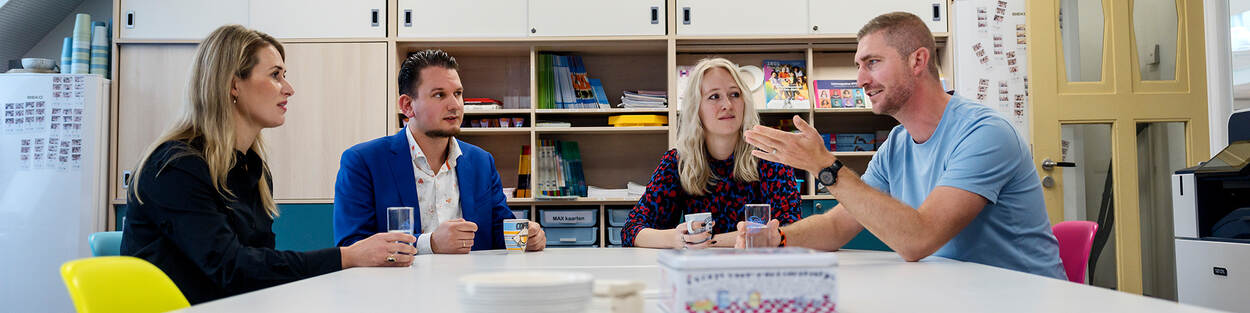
762 60 810 109
814 80 872 109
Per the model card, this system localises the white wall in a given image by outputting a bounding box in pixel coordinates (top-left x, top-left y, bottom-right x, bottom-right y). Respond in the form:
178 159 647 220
21 0 110 60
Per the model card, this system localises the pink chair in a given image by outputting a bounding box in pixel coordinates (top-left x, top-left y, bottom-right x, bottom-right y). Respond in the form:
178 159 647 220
1052 220 1098 284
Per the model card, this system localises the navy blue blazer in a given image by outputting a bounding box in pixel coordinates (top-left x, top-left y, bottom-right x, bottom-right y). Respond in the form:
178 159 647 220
332 129 514 249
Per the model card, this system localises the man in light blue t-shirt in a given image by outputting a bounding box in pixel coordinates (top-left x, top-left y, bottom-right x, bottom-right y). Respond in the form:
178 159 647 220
739 12 1066 279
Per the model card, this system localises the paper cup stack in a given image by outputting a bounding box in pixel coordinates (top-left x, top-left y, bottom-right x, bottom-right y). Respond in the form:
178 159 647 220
458 271 593 313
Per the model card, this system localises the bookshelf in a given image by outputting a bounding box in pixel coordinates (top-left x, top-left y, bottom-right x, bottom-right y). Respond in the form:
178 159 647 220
109 0 955 247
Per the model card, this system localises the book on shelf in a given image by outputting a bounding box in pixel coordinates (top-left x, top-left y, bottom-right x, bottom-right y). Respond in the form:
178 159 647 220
538 53 613 110
762 59 810 109
589 78 611 109
464 98 503 111
569 56 598 108
516 145 532 198
813 80 872 109
536 139 588 198
535 121 573 127
553 55 574 109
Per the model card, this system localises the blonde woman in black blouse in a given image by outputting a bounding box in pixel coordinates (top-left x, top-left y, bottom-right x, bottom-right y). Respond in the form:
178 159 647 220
122 24 415 304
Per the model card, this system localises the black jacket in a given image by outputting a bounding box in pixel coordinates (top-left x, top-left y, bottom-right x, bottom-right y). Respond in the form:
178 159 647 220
121 140 340 304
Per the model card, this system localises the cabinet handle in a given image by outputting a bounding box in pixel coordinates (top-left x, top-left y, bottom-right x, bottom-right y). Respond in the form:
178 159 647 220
813 25 819 31
650 6 659 25
682 7 691 25
404 9 412 27
932 3 941 21
122 170 132 189
126 10 135 29
371 9 379 27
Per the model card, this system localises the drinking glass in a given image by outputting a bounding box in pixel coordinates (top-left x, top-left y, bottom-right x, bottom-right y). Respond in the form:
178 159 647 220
743 204 772 249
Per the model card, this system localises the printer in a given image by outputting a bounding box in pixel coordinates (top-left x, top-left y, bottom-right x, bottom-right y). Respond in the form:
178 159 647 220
1172 109 1250 311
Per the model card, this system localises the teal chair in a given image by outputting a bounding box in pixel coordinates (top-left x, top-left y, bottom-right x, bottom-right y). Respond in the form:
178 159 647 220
88 232 123 257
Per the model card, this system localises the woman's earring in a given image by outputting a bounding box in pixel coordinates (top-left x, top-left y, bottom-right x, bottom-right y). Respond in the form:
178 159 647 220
231 97 237 104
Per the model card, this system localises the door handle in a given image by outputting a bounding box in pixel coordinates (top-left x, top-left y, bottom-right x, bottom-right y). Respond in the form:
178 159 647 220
1041 158 1076 171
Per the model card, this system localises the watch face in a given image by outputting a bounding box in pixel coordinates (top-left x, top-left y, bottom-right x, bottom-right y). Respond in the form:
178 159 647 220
819 171 834 184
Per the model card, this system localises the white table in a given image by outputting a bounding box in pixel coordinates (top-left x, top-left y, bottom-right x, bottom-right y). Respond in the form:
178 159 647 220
173 248 1225 313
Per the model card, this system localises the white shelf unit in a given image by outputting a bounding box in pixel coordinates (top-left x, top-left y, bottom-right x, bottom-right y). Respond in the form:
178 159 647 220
109 1 953 244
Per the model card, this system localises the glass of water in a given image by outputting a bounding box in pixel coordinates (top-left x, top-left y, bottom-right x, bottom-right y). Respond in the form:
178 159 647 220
387 206 415 236
743 204 772 249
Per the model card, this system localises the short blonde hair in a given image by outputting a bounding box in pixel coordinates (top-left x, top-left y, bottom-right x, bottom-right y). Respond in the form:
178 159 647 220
857 12 940 79
675 58 762 196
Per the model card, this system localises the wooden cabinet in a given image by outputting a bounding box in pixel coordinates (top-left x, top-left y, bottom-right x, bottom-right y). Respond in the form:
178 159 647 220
120 0 249 40
397 0 526 38
528 0 666 37
113 44 198 200
249 0 386 38
675 0 808 36
810 0 948 34
262 43 388 200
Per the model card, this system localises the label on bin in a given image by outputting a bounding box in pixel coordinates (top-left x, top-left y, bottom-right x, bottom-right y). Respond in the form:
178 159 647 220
542 210 595 225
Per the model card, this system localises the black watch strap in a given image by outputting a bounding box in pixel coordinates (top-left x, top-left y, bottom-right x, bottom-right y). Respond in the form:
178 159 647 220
818 160 843 186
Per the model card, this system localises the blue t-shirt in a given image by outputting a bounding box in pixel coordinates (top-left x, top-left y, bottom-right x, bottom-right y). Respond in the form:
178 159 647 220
861 95 1067 279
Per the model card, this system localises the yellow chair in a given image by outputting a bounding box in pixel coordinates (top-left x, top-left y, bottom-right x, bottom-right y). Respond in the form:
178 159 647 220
60 256 190 313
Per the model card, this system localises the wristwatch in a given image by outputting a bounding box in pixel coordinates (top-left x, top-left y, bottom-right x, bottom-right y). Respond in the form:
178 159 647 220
817 159 844 187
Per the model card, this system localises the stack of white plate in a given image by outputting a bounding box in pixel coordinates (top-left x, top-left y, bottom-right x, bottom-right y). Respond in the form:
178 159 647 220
458 271 594 313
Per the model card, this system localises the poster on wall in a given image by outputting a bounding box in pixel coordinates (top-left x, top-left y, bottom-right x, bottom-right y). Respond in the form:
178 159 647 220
953 0 1030 141
1 76 88 172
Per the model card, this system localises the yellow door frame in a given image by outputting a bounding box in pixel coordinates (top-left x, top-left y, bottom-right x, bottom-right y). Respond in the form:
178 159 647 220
1028 0 1209 294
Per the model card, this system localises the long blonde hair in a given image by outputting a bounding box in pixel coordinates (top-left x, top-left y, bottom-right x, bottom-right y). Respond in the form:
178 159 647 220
675 58 762 196
129 24 283 217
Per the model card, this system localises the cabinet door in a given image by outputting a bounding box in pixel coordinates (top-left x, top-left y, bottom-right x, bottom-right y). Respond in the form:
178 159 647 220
262 43 388 200
810 0 947 34
114 44 198 200
398 0 526 38
528 0 665 37
675 0 807 36
120 0 249 39
249 0 386 38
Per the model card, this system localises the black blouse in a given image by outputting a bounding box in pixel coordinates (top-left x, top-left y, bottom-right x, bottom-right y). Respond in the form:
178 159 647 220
121 140 340 304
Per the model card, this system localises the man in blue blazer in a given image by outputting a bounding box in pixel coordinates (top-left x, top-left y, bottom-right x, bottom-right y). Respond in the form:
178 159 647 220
334 50 546 255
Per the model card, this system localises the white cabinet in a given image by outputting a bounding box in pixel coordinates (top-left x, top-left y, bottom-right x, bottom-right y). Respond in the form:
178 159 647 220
528 0 666 37
810 0 947 34
250 0 386 38
120 0 249 39
398 0 526 38
675 0 808 36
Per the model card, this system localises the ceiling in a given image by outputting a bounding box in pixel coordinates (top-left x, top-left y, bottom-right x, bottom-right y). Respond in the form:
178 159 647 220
0 0 85 70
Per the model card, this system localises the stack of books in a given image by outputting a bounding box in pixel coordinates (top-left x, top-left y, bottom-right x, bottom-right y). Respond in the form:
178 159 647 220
621 90 667 109
464 98 503 111
538 53 611 109
536 140 587 198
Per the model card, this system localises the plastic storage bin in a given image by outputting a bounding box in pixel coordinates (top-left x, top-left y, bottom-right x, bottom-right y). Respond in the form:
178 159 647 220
608 208 631 227
608 227 622 245
657 248 837 313
539 209 598 228
545 227 598 246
